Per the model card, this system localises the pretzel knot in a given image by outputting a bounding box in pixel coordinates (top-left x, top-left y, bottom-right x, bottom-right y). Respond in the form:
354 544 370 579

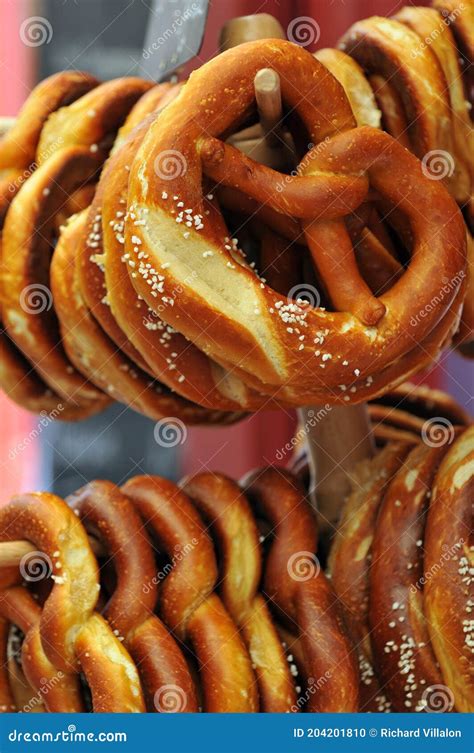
0 494 145 712
125 39 466 406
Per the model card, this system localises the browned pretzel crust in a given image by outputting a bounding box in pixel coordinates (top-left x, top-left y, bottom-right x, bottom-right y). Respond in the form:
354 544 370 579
243 467 359 712
125 39 465 405
424 426 474 711
0 493 145 712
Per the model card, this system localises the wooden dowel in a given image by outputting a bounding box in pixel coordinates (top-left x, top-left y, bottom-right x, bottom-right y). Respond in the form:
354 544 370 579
0 536 105 568
298 403 375 535
254 68 283 147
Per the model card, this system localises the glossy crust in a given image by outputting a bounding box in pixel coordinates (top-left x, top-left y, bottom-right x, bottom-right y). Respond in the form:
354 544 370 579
243 467 359 712
126 40 465 405
424 426 474 711
0 492 145 712
68 480 198 712
122 475 259 712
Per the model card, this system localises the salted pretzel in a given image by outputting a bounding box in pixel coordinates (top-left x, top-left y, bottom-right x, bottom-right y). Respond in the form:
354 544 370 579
67 480 198 712
424 426 474 712
326 443 411 711
432 0 474 110
1 145 108 405
52 211 232 424
0 584 85 712
122 475 259 712
100 113 271 412
242 467 359 712
0 71 98 220
339 15 469 204
0 492 145 711
36 77 152 165
0 73 107 419
125 39 466 406
182 472 297 711
369 442 452 711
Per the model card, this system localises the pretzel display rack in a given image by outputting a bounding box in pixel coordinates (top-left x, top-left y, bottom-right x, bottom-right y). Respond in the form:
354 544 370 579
0 0 472 716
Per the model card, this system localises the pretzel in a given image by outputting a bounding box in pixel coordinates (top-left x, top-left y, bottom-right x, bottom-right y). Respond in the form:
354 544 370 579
394 7 472 200
327 443 410 711
242 467 359 712
314 49 382 128
52 211 231 424
182 472 297 711
0 585 85 712
339 16 469 204
77 86 175 376
0 71 98 220
67 480 198 711
125 39 465 406
432 0 474 110
122 475 258 712
369 442 450 711
0 492 145 711
424 426 474 712
36 77 152 165
99 113 271 411
0 328 104 420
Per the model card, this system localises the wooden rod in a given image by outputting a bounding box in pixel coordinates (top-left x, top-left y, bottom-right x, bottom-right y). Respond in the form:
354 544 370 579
0 536 105 568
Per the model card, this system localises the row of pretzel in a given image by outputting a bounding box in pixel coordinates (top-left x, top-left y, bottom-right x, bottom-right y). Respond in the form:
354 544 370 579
0 420 472 713
0 0 472 423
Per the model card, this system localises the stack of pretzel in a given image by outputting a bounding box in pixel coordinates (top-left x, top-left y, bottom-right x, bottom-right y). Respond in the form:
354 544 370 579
0 468 358 713
0 424 472 713
0 0 471 423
